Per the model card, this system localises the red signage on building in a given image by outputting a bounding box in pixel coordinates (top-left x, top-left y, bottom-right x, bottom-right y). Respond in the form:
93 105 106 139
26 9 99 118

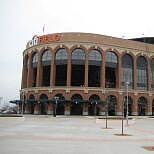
27 34 61 48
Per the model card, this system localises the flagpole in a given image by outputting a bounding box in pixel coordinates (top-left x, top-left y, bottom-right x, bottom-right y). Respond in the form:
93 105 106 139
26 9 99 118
43 24 45 34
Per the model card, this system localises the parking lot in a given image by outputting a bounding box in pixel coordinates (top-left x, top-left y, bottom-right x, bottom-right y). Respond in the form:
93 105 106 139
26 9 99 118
0 115 154 154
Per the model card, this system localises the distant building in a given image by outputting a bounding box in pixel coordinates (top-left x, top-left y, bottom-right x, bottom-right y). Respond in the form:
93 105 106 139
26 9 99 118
20 33 154 116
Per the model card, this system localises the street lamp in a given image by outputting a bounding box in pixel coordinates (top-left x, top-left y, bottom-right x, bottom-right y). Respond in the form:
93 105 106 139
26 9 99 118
126 81 129 125
0 97 2 110
94 101 97 118
54 96 59 117
21 92 24 115
105 96 108 128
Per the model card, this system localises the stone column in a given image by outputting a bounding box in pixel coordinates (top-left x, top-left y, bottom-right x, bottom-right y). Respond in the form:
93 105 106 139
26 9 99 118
34 102 41 115
67 55 71 87
64 102 70 115
27 55 32 88
47 103 53 115
133 57 137 90
117 57 121 89
50 55 55 86
101 55 105 88
147 95 152 115
83 102 88 115
84 54 88 87
36 53 42 87
115 93 123 116
25 103 31 114
132 94 138 115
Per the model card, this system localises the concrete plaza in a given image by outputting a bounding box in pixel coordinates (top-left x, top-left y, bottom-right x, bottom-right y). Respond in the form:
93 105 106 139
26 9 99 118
0 115 154 154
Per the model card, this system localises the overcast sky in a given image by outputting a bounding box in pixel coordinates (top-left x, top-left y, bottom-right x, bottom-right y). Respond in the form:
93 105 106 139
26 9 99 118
0 0 154 105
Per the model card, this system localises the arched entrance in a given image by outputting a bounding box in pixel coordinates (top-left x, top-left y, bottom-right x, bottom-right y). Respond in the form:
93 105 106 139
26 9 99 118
152 99 154 116
39 94 48 115
107 95 117 116
124 96 133 116
28 94 35 114
138 97 147 116
54 94 65 115
71 94 83 115
88 95 100 116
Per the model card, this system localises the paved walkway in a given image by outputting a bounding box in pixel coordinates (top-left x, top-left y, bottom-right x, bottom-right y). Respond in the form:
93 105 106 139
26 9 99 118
0 116 154 154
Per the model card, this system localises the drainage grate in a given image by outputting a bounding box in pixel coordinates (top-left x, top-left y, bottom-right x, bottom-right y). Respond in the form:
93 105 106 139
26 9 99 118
142 146 154 151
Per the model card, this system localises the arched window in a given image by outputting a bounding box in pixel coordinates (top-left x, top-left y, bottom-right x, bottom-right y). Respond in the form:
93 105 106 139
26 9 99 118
88 50 102 87
105 51 118 88
151 58 154 90
42 50 51 66
32 52 38 68
55 48 68 86
137 56 147 90
41 50 51 86
32 52 38 87
56 48 68 64
72 48 85 64
71 48 85 86
121 54 133 89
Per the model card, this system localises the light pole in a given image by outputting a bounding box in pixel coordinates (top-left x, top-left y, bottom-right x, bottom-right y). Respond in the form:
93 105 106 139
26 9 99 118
94 101 97 118
122 97 124 135
0 97 2 110
126 81 129 125
54 97 59 117
105 96 108 128
21 92 24 115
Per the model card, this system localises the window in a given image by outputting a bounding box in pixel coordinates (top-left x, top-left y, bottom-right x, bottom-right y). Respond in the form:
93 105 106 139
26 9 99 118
151 59 154 90
42 50 51 66
32 52 38 68
55 48 68 86
121 54 133 89
105 51 118 88
137 56 147 90
88 50 102 87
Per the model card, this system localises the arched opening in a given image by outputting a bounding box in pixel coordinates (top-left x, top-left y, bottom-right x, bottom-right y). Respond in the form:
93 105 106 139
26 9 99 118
71 48 85 86
32 52 38 87
152 99 154 116
121 54 133 89
107 95 117 115
39 94 48 115
151 58 154 90
124 96 133 116
105 51 118 88
137 56 147 90
138 97 147 116
71 94 83 115
88 50 102 87
54 94 65 115
55 48 68 86
88 95 100 115
28 94 35 114
42 50 51 86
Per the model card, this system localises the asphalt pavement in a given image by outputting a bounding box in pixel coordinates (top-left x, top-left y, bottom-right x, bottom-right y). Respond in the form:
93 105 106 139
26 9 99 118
0 115 154 154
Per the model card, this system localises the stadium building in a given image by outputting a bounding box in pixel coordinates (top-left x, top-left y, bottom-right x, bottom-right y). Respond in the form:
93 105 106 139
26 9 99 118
20 32 154 116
